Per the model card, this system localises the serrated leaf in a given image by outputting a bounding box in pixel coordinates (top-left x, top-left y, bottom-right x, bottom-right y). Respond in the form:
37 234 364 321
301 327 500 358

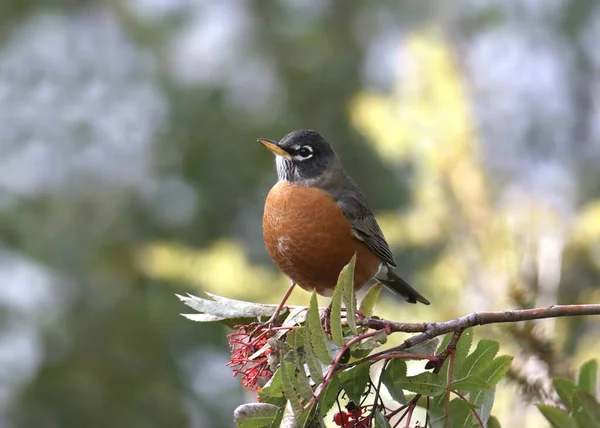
339 363 371 404
478 355 513 387
306 292 332 365
262 367 285 400
451 375 492 391
268 404 286 428
318 377 340 416
428 392 449 427
295 402 318 428
573 390 600 428
287 334 314 402
454 329 473 364
381 359 408 403
472 390 495 426
537 404 574 428
359 283 382 318
554 378 578 409
468 355 511 420
280 401 300 428
578 360 598 398
233 402 280 428
430 398 477 428
396 372 446 397
280 353 302 411
448 398 479 428
451 329 474 384
330 268 345 346
304 331 325 385
177 293 276 319
340 255 357 334
374 409 391 427
459 340 499 379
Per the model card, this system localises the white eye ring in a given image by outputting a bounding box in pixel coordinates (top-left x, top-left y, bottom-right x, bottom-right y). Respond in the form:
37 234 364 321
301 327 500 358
294 145 313 161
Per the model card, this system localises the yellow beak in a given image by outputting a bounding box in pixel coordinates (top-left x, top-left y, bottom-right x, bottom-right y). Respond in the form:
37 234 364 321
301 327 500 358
258 138 292 160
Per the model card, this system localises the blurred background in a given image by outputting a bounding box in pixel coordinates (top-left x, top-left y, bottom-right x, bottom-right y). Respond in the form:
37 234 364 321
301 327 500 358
0 0 599 427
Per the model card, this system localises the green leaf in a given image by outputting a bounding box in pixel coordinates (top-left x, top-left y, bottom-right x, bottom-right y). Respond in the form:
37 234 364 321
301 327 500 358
478 355 513 387
318 377 340 416
573 390 600 428
487 415 502 428
280 353 302 411
466 354 511 422
448 398 479 428
330 266 345 346
340 255 357 334
287 333 314 402
472 390 495 426
374 409 391 427
430 398 477 428
450 329 474 387
554 378 578 410
261 367 285 400
454 329 473 364
279 401 300 428
306 292 332 365
381 359 408 403
451 375 492 391
537 404 574 428
303 331 325 385
578 360 598 398
459 340 499 379
233 403 280 428
396 372 446 397
359 283 382 318
294 402 318 428
267 405 285 428
339 363 371 404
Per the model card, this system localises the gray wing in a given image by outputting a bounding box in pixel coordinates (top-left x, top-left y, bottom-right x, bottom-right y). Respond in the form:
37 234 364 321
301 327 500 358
331 178 397 267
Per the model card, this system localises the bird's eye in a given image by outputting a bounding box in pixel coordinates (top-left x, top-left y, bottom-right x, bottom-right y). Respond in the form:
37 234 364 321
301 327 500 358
297 146 312 158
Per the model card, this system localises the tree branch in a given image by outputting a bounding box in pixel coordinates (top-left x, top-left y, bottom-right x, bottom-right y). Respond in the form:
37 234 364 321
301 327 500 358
357 304 600 363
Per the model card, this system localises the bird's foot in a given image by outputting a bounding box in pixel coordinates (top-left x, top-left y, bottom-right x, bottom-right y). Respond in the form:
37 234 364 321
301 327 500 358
248 315 282 338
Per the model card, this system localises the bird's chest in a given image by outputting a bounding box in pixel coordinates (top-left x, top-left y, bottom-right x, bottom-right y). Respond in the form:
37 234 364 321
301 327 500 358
263 182 351 255
262 181 381 294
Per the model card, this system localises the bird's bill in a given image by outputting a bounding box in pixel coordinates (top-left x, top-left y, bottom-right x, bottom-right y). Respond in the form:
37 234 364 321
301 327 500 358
258 138 292 160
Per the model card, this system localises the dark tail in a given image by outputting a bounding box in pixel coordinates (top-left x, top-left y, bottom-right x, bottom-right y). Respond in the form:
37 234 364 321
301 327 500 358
375 268 430 305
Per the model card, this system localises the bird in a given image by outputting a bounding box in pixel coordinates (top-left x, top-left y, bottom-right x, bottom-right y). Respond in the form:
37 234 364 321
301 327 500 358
258 129 429 322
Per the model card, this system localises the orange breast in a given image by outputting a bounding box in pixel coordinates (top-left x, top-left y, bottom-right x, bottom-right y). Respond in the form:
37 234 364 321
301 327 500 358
263 181 382 296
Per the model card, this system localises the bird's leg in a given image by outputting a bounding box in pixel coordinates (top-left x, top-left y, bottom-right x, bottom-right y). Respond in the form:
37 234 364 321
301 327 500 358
252 281 296 333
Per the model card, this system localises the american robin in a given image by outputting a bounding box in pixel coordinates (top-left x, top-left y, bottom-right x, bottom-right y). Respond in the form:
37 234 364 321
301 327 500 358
258 129 429 318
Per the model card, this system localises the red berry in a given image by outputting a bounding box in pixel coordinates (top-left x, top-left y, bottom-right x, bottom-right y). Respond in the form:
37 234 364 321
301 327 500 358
333 412 350 426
